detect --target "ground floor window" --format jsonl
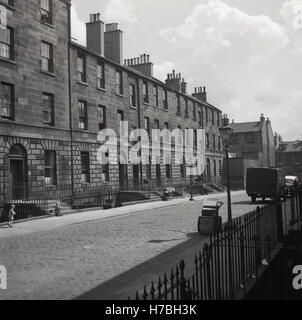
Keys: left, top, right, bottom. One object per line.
{"left": 45, "top": 150, "right": 57, "bottom": 185}
{"left": 146, "top": 163, "right": 152, "bottom": 180}
{"left": 166, "top": 164, "right": 171, "bottom": 179}
{"left": 81, "top": 152, "right": 90, "bottom": 183}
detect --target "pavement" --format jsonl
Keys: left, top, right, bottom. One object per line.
{"left": 0, "top": 190, "right": 260, "bottom": 300}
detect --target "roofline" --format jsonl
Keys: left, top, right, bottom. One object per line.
{"left": 230, "top": 121, "right": 260, "bottom": 126}
{"left": 71, "top": 41, "right": 222, "bottom": 113}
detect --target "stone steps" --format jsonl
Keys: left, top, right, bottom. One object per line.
{"left": 43, "top": 200, "right": 72, "bottom": 216}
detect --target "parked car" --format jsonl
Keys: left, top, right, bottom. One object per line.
{"left": 246, "top": 168, "right": 286, "bottom": 203}
{"left": 285, "top": 176, "right": 299, "bottom": 194}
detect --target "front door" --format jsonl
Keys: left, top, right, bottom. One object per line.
{"left": 133, "top": 165, "right": 140, "bottom": 189}
{"left": 10, "top": 159, "right": 25, "bottom": 199}
{"left": 156, "top": 164, "right": 161, "bottom": 186}
{"left": 119, "top": 164, "right": 128, "bottom": 190}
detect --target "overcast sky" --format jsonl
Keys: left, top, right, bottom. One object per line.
{"left": 71, "top": 0, "right": 302, "bottom": 141}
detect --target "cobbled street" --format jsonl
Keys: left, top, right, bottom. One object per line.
{"left": 0, "top": 191, "right": 263, "bottom": 300}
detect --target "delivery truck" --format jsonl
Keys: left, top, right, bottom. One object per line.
{"left": 246, "top": 168, "right": 286, "bottom": 203}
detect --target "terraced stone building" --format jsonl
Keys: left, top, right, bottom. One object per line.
{"left": 0, "top": 0, "right": 224, "bottom": 208}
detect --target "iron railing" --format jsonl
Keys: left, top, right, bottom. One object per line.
{"left": 130, "top": 191, "right": 301, "bottom": 300}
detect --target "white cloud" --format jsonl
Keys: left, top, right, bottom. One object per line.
{"left": 153, "top": 61, "right": 176, "bottom": 82}
{"left": 103, "top": 0, "right": 138, "bottom": 27}
{"left": 157, "top": 0, "right": 302, "bottom": 140}
{"left": 71, "top": 5, "right": 86, "bottom": 45}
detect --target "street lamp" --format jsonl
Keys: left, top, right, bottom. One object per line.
{"left": 189, "top": 164, "right": 196, "bottom": 201}
{"left": 219, "top": 125, "right": 234, "bottom": 299}
{"left": 219, "top": 125, "right": 234, "bottom": 225}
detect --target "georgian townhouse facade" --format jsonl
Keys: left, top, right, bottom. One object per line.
{"left": 0, "top": 0, "right": 224, "bottom": 205}
{"left": 0, "top": 0, "right": 71, "bottom": 203}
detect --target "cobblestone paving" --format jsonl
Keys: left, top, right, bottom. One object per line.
{"left": 0, "top": 192, "right": 259, "bottom": 300}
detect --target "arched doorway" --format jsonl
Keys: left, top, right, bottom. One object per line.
{"left": 9, "top": 144, "right": 28, "bottom": 199}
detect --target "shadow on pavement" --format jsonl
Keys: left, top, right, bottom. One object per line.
{"left": 232, "top": 200, "right": 273, "bottom": 206}
{"left": 75, "top": 232, "right": 207, "bottom": 300}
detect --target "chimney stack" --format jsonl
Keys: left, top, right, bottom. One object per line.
{"left": 192, "top": 86, "right": 207, "bottom": 102}
{"left": 165, "top": 70, "right": 182, "bottom": 92}
{"left": 124, "top": 53, "right": 154, "bottom": 77}
{"left": 104, "top": 23, "right": 123, "bottom": 65}
{"left": 181, "top": 78, "right": 187, "bottom": 94}
{"left": 222, "top": 114, "right": 230, "bottom": 126}
{"left": 86, "top": 13, "right": 105, "bottom": 56}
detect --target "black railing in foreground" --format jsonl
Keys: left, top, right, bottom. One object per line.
{"left": 130, "top": 191, "right": 301, "bottom": 300}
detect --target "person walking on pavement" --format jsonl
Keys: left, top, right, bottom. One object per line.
{"left": 8, "top": 204, "right": 16, "bottom": 228}
{"left": 55, "top": 201, "right": 62, "bottom": 217}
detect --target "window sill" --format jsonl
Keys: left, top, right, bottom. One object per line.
{"left": 40, "top": 20, "right": 55, "bottom": 29}
{"left": 153, "top": 105, "right": 159, "bottom": 109}
{"left": 0, "top": 1, "right": 15, "bottom": 11}
{"left": 116, "top": 93, "right": 125, "bottom": 98}
{"left": 143, "top": 101, "right": 150, "bottom": 106}
{"left": 43, "top": 122, "right": 55, "bottom": 127}
{"left": 76, "top": 80, "right": 88, "bottom": 87}
{"left": 163, "top": 108, "right": 169, "bottom": 112}
{"left": 130, "top": 106, "right": 137, "bottom": 110}
{"left": 0, "top": 117, "right": 14, "bottom": 122}
{"left": 0, "top": 57, "right": 16, "bottom": 65}
{"left": 41, "top": 70, "right": 56, "bottom": 77}
{"left": 97, "top": 86, "right": 106, "bottom": 92}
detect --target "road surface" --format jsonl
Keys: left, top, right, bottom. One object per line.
{"left": 0, "top": 191, "right": 263, "bottom": 300}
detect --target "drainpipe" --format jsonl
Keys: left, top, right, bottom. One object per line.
{"left": 136, "top": 75, "right": 143, "bottom": 188}
{"left": 67, "top": 3, "right": 75, "bottom": 206}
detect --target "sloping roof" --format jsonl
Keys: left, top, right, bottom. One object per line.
{"left": 230, "top": 122, "right": 261, "bottom": 133}
{"left": 280, "top": 141, "right": 302, "bottom": 153}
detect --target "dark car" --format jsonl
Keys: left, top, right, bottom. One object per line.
{"left": 285, "top": 176, "right": 299, "bottom": 195}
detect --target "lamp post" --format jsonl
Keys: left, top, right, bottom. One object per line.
{"left": 219, "top": 125, "right": 234, "bottom": 225}
{"left": 189, "top": 164, "right": 196, "bottom": 201}
{"left": 219, "top": 125, "right": 234, "bottom": 299}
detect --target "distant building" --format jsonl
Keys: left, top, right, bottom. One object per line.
{"left": 222, "top": 114, "right": 276, "bottom": 189}
{"left": 276, "top": 141, "right": 302, "bottom": 181}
